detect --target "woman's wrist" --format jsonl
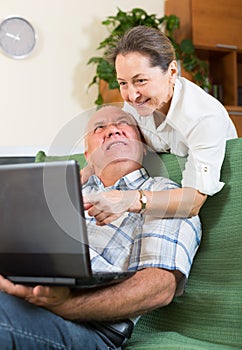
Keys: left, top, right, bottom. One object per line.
{"left": 128, "top": 190, "right": 148, "bottom": 214}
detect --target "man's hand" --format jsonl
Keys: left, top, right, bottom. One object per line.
{"left": 0, "top": 275, "right": 71, "bottom": 315}
{"left": 0, "top": 268, "right": 179, "bottom": 322}
{"left": 83, "top": 190, "right": 140, "bottom": 226}
{"left": 0, "top": 275, "right": 34, "bottom": 300}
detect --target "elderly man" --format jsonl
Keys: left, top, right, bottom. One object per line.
{"left": 0, "top": 106, "right": 201, "bottom": 349}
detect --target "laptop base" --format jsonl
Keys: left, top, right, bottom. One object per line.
{"left": 7, "top": 271, "right": 135, "bottom": 288}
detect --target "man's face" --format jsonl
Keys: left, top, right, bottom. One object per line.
{"left": 85, "top": 106, "right": 144, "bottom": 174}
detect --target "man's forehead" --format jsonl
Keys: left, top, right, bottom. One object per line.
{"left": 87, "top": 107, "right": 136, "bottom": 130}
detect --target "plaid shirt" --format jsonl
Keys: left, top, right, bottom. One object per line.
{"left": 83, "top": 168, "right": 202, "bottom": 293}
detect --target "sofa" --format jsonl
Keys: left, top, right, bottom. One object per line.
{"left": 5, "top": 137, "right": 242, "bottom": 349}
{"left": 124, "top": 137, "right": 242, "bottom": 350}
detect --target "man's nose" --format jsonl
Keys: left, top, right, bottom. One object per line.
{"left": 106, "top": 123, "right": 121, "bottom": 138}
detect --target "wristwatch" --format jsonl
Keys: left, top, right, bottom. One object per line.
{"left": 138, "top": 190, "right": 147, "bottom": 214}
{"left": 0, "top": 16, "right": 36, "bottom": 59}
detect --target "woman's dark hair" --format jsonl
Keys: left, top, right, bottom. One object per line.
{"left": 108, "top": 25, "right": 176, "bottom": 72}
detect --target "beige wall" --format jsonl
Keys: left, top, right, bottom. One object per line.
{"left": 0, "top": 0, "right": 164, "bottom": 155}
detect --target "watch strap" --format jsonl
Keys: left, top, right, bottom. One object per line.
{"left": 138, "top": 190, "right": 147, "bottom": 214}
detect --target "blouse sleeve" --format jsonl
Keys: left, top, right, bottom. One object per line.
{"left": 181, "top": 115, "right": 228, "bottom": 196}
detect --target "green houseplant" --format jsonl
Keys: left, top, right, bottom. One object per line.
{"left": 88, "top": 8, "right": 209, "bottom": 105}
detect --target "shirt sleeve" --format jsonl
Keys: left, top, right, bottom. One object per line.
{"left": 128, "top": 212, "right": 201, "bottom": 297}
{"left": 181, "top": 114, "right": 230, "bottom": 195}
{"left": 128, "top": 178, "right": 202, "bottom": 283}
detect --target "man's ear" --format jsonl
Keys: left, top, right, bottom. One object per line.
{"left": 143, "top": 144, "right": 147, "bottom": 156}
{"left": 84, "top": 150, "right": 88, "bottom": 161}
{"left": 84, "top": 151, "right": 94, "bottom": 169}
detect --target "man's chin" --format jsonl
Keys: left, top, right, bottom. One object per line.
{"left": 101, "top": 157, "right": 142, "bottom": 169}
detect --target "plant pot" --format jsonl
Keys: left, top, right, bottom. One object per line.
{"left": 99, "top": 80, "right": 123, "bottom": 104}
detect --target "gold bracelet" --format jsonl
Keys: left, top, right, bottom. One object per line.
{"left": 138, "top": 190, "right": 147, "bottom": 214}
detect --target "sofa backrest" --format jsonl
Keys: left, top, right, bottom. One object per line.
{"left": 125, "top": 138, "right": 242, "bottom": 349}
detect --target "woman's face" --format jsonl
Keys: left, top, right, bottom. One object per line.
{"left": 115, "top": 52, "right": 178, "bottom": 116}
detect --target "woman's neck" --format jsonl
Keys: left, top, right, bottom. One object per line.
{"left": 153, "top": 109, "right": 166, "bottom": 128}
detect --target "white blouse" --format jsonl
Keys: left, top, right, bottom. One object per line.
{"left": 124, "top": 77, "right": 237, "bottom": 196}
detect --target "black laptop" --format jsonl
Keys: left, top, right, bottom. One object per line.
{"left": 0, "top": 160, "right": 135, "bottom": 288}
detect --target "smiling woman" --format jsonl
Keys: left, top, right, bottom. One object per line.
{"left": 101, "top": 25, "right": 238, "bottom": 219}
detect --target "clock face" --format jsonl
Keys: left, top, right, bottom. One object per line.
{"left": 0, "top": 16, "right": 36, "bottom": 59}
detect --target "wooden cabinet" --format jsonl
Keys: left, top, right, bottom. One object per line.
{"left": 226, "top": 107, "right": 242, "bottom": 137}
{"left": 165, "top": 0, "right": 242, "bottom": 50}
{"left": 166, "top": 0, "right": 242, "bottom": 136}
{"left": 191, "top": 0, "right": 242, "bottom": 50}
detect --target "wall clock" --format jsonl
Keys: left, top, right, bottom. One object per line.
{"left": 0, "top": 16, "right": 36, "bottom": 59}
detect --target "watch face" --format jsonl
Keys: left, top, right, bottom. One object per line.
{"left": 0, "top": 16, "right": 36, "bottom": 59}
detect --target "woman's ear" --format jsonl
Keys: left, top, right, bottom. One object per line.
{"left": 169, "top": 60, "right": 178, "bottom": 84}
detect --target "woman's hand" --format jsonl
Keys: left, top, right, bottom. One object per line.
{"left": 80, "top": 164, "right": 94, "bottom": 184}
{"left": 84, "top": 190, "right": 140, "bottom": 226}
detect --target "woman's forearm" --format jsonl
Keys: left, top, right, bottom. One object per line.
{"left": 129, "top": 188, "right": 207, "bottom": 218}
{"left": 84, "top": 187, "right": 207, "bottom": 226}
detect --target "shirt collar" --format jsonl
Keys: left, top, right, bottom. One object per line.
{"left": 84, "top": 168, "right": 149, "bottom": 191}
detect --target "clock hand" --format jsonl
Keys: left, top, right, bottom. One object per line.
{"left": 6, "top": 32, "right": 20, "bottom": 41}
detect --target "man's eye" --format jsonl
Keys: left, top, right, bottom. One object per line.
{"left": 94, "top": 125, "right": 105, "bottom": 133}
{"left": 117, "top": 120, "right": 129, "bottom": 126}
